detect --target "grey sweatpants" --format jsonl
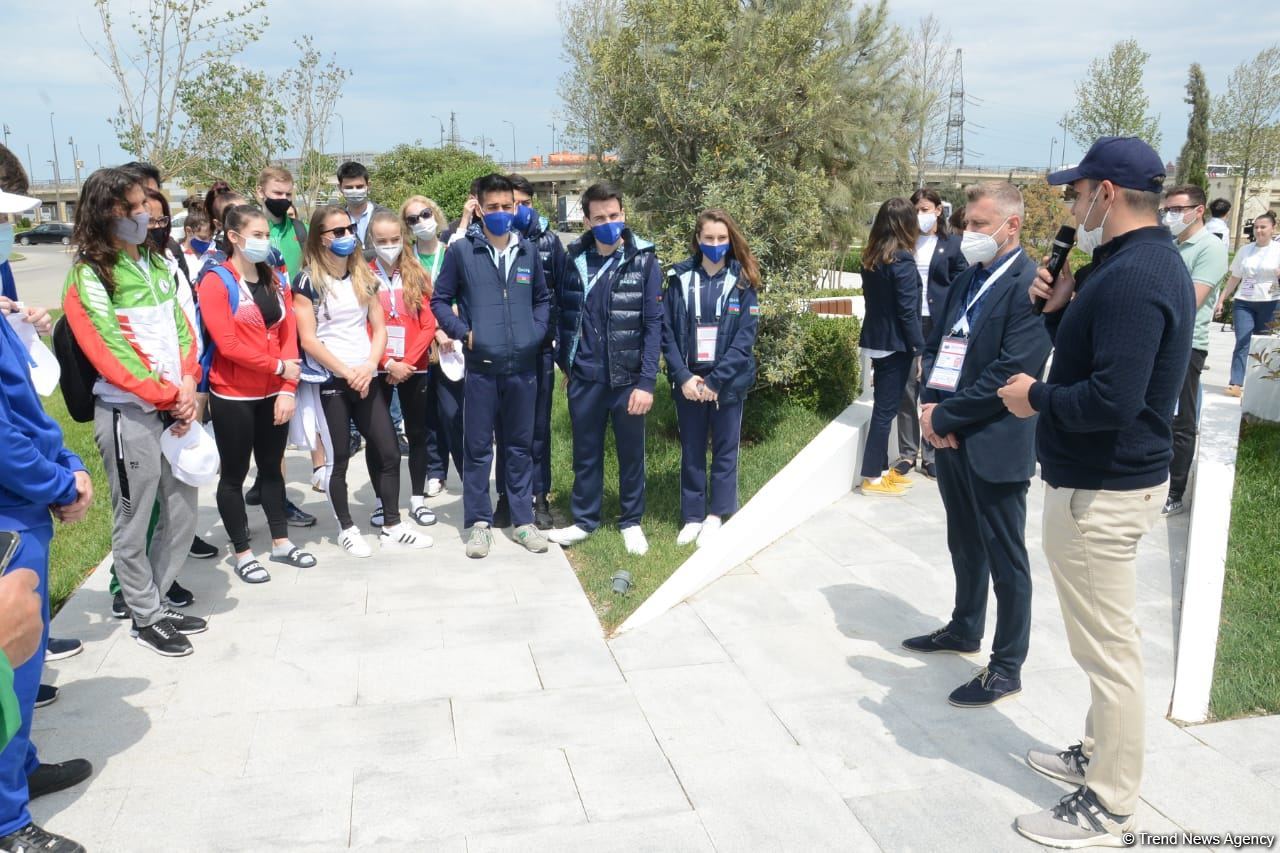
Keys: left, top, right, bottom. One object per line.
{"left": 94, "top": 401, "right": 197, "bottom": 627}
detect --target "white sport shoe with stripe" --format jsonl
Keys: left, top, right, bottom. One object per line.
{"left": 380, "top": 523, "right": 433, "bottom": 550}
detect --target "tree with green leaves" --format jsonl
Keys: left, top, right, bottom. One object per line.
{"left": 179, "top": 61, "right": 287, "bottom": 193}
{"left": 1212, "top": 44, "right": 1280, "bottom": 239}
{"left": 1176, "top": 64, "right": 1210, "bottom": 191}
{"left": 559, "top": 0, "right": 907, "bottom": 387}
{"left": 88, "top": 0, "right": 267, "bottom": 178}
{"left": 1068, "top": 39, "right": 1161, "bottom": 151}
{"left": 369, "top": 145, "right": 497, "bottom": 220}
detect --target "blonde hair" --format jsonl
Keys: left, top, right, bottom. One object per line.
{"left": 302, "top": 206, "right": 377, "bottom": 306}
{"left": 371, "top": 209, "right": 432, "bottom": 313}
{"left": 257, "top": 165, "right": 294, "bottom": 188}
{"left": 400, "top": 195, "right": 447, "bottom": 244}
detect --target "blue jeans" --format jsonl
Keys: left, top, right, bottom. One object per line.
{"left": 861, "top": 351, "right": 913, "bottom": 479}
{"left": 0, "top": 523, "right": 51, "bottom": 835}
{"left": 1230, "top": 300, "right": 1279, "bottom": 386}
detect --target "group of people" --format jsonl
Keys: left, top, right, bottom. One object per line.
{"left": 855, "top": 135, "right": 1266, "bottom": 849}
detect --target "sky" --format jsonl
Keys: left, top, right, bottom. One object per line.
{"left": 2, "top": 0, "right": 1279, "bottom": 185}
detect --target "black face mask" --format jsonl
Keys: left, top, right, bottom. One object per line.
{"left": 147, "top": 227, "right": 169, "bottom": 249}
{"left": 263, "top": 197, "right": 292, "bottom": 219}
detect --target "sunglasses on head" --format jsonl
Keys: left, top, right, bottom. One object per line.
{"left": 404, "top": 211, "right": 433, "bottom": 226}
{"left": 325, "top": 225, "right": 358, "bottom": 238}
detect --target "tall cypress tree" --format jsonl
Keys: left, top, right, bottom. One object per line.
{"left": 1177, "top": 64, "right": 1210, "bottom": 190}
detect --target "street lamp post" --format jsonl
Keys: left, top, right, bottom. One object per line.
{"left": 333, "top": 113, "right": 346, "bottom": 161}
{"left": 503, "top": 120, "right": 516, "bottom": 165}
{"left": 548, "top": 121, "right": 557, "bottom": 156}
{"left": 1049, "top": 137, "right": 1057, "bottom": 174}
{"left": 430, "top": 115, "right": 445, "bottom": 148}
{"left": 68, "top": 136, "right": 81, "bottom": 188}
{"left": 48, "top": 113, "right": 62, "bottom": 191}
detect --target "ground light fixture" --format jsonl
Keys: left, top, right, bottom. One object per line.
{"left": 611, "top": 569, "right": 632, "bottom": 596}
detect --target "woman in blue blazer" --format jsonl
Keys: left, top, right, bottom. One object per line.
{"left": 895, "top": 188, "right": 967, "bottom": 479}
{"left": 661, "top": 209, "right": 760, "bottom": 548}
{"left": 858, "top": 197, "right": 924, "bottom": 496}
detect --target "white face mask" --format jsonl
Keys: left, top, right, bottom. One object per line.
{"left": 1163, "top": 210, "right": 1193, "bottom": 238}
{"left": 374, "top": 242, "right": 402, "bottom": 266}
{"left": 411, "top": 219, "right": 438, "bottom": 242}
{"left": 241, "top": 236, "right": 272, "bottom": 264}
{"left": 959, "top": 217, "right": 1011, "bottom": 266}
{"left": 1076, "top": 186, "right": 1111, "bottom": 255}
{"left": 917, "top": 212, "right": 938, "bottom": 234}
{"left": 342, "top": 187, "right": 368, "bottom": 205}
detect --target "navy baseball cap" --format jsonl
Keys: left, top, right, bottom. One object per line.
{"left": 1047, "top": 136, "right": 1166, "bottom": 193}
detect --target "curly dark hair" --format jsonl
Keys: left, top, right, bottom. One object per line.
{"left": 72, "top": 168, "right": 144, "bottom": 296}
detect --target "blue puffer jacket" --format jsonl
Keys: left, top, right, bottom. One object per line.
{"left": 522, "top": 216, "right": 565, "bottom": 348}
{"left": 661, "top": 257, "right": 759, "bottom": 405}
{"left": 557, "top": 228, "right": 663, "bottom": 391}
{"left": 430, "top": 229, "right": 551, "bottom": 375}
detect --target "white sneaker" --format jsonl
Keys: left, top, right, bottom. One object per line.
{"left": 338, "top": 526, "right": 371, "bottom": 558}
{"left": 380, "top": 523, "right": 432, "bottom": 550}
{"left": 621, "top": 526, "right": 649, "bottom": 556}
{"left": 548, "top": 524, "right": 591, "bottom": 547}
{"left": 676, "top": 522, "right": 702, "bottom": 546}
{"left": 425, "top": 478, "right": 445, "bottom": 497}
{"left": 696, "top": 516, "right": 722, "bottom": 548}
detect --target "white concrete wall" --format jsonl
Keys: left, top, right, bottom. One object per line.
{"left": 1241, "top": 335, "right": 1280, "bottom": 424}
{"left": 614, "top": 399, "right": 872, "bottom": 636}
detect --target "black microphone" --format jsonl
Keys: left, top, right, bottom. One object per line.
{"left": 1033, "top": 225, "right": 1077, "bottom": 315}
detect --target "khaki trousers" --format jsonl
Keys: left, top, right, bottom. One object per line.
{"left": 1041, "top": 481, "right": 1167, "bottom": 816}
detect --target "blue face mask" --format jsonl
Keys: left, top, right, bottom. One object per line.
{"left": 700, "top": 242, "right": 730, "bottom": 264}
{"left": 513, "top": 204, "right": 535, "bottom": 233}
{"left": 190, "top": 237, "right": 212, "bottom": 256}
{"left": 329, "top": 234, "right": 359, "bottom": 257}
{"left": 0, "top": 224, "right": 14, "bottom": 263}
{"left": 483, "top": 210, "right": 515, "bottom": 236}
{"left": 591, "top": 220, "right": 625, "bottom": 246}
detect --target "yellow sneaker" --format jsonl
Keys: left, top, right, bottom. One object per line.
{"left": 884, "top": 469, "right": 914, "bottom": 489}
{"left": 861, "top": 477, "right": 906, "bottom": 496}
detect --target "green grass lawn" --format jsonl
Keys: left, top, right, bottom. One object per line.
{"left": 1209, "top": 419, "right": 1280, "bottom": 719}
{"left": 548, "top": 377, "right": 828, "bottom": 633}
{"left": 44, "top": 390, "right": 113, "bottom": 614}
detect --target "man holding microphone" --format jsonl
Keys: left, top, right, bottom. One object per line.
{"left": 998, "top": 137, "right": 1194, "bottom": 848}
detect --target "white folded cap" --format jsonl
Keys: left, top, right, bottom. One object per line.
{"left": 0, "top": 190, "right": 40, "bottom": 215}
{"left": 160, "top": 422, "right": 220, "bottom": 487}
{"left": 5, "top": 313, "right": 60, "bottom": 396}
{"left": 439, "top": 346, "right": 466, "bottom": 382}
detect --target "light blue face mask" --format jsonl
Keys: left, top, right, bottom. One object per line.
{"left": 329, "top": 235, "right": 359, "bottom": 257}
{"left": 0, "top": 224, "right": 13, "bottom": 263}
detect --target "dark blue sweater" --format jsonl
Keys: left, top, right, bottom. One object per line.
{"left": 1029, "top": 226, "right": 1194, "bottom": 490}
{"left": 0, "top": 313, "right": 84, "bottom": 530}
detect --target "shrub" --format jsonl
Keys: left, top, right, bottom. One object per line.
{"left": 760, "top": 313, "right": 861, "bottom": 418}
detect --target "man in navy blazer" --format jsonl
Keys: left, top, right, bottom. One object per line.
{"left": 902, "top": 181, "right": 1051, "bottom": 708}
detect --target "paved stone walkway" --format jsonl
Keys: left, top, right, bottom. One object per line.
{"left": 36, "top": 327, "right": 1279, "bottom": 850}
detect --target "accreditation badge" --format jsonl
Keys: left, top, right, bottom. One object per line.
{"left": 925, "top": 337, "right": 968, "bottom": 392}
{"left": 695, "top": 324, "right": 718, "bottom": 363}
{"left": 386, "top": 326, "right": 406, "bottom": 359}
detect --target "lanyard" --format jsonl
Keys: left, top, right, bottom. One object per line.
{"left": 375, "top": 263, "right": 402, "bottom": 318}
{"left": 950, "top": 250, "right": 1020, "bottom": 336}
{"left": 585, "top": 256, "right": 617, "bottom": 298}
{"left": 692, "top": 268, "right": 734, "bottom": 323}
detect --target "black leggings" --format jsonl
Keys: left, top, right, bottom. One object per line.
{"left": 321, "top": 377, "right": 401, "bottom": 528}
{"left": 368, "top": 373, "right": 429, "bottom": 496}
{"left": 210, "top": 395, "right": 290, "bottom": 552}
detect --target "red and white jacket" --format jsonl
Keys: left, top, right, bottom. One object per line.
{"left": 370, "top": 261, "right": 437, "bottom": 372}
{"left": 197, "top": 262, "right": 299, "bottom": 399}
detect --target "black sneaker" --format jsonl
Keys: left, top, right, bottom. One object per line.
{"left": 111, "top": 590, "right": 128, "bottom": 619}
{"left": 245, "top": 481, "right": 262, "bottom": 506}
{"left": 34, "top": 684, "right": 58, "bottom": 708}
{"left": 0, "top": 822, "right": 86, "bottom": 853}
{"left": 132, "top": 619, "right": 193, "bottom": 657}
{"left": 948, "top": 667, "right": 1022, "bottom": 707}
{"left": 534, "top": 494, "right": 554, "bottom": 530}
{"left": 398, "top": 433, "right": 411, "bottom": 456}
{"left": 26, "top": 758, "right": 93, "bottom": 800}
{"left": 492, "top": 494, "right": 512, "bottom": 529}
{"left": 164, "top": 580, "right": 195, "bottom": 608}
{"left": 285, "top": 500, "right": 317, "bottom": 528}
{"left": 902, "top": 627, "right": 981, "bottom": 655}
{"left": 45, "top": 637, "right": 83, "bottom": 661}
{"left": 348, "top": 432, "right": 363, "bottom": 455}
{"left": 189, "top": 535, "right": 219, "bottom": 559}
{"left": 1162, "top": 495, "right": 1186, "bottom": 517}
{"left": 891, "top": 459, "right": 914, "bottom": 476}
{"left": 155, "top": 608, "right": 207, "bottom": 635}
{"left": 922, "top": 461, "right": 937, "bottom": 480}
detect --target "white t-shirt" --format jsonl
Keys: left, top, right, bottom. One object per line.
{"left": 914, "top": 234, "right": 938, "bottom": 318}
{"left": 297, "top": 271, "right": 372, "bottom": 367}
{"left": 1230, "top": 241, "right": 1280, "bottom": 302}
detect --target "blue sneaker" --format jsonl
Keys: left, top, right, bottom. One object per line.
{"left": 948, "top": 667, "right": 1022, "bottom": 707}
{"left": 285, "top": 500, "right": 316, "bottom": 528}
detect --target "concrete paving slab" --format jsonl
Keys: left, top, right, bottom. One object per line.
{"left": 563, "top": 742, "right": 693, "bottom": 823}
{"left": 452, "top": 685, "right": 652, "bottom": 757}
{"left": 528, "top": 635, "right": 625, "bottom": 689}
{"left": 466, "top": 812, "right": 715, "bottom": 853}
{"left": 608, "top": 604, "right": 729, "bottom": 673}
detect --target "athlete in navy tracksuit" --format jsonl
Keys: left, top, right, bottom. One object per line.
{"left": 430, "top": 174, "right": 551, "bottom": 558}
{"left": 661, "top": 209, "right": 760, "bottom": 547}
{"left": 0, "top": 303, "right": 93, "bottom": 851}
{"left": 547, "top": 183, "right": 663, "bottom": 556}
{"left": 493, "top": 174, "right": 565, "bottom": 530}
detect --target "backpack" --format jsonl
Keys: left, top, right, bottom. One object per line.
{"left": 52, "top": 315, "right": 99, "bottom": 423}
{"left": 196, "top": 266, "right": 241, "bottom": 393}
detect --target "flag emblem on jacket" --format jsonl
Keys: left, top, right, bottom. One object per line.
{"left": 515, "top": 268, "right": 531, "bottom": 285}
{"left": 748, "top": 305, "right": 759, "bottom": 315}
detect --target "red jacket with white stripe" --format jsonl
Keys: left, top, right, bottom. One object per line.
{"left": 197, "top": 262, "right": 299, "bottom": 399}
